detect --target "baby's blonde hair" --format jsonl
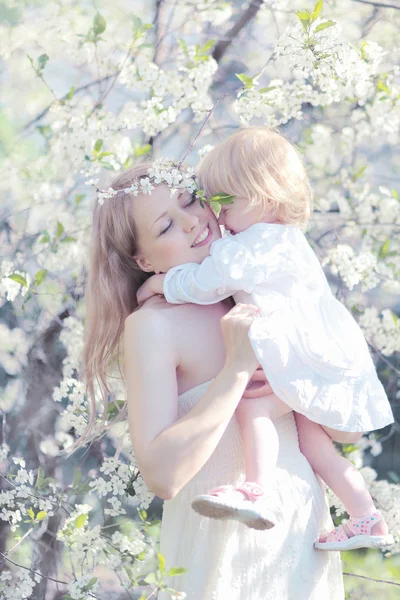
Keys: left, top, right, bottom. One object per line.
{"left": 198, "top": 126, "right": 313, "bottom": 229}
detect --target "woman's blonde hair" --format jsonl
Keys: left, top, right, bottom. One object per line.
{"left": 198, "top": 126, "right": 313, "bottom": 229}
{"left": 73, "top": 163, "right": 155, "bottom": 451}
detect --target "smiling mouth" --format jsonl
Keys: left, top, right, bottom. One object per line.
{"left": 191, "top": 224, "right": 210, "bottom": 247}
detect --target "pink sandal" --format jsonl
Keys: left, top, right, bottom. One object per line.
{"left": 191, "top": 481, "right": 277, "bottom": 530}
{"left": 315, "top": 510, "right": 394, "bottom": 551}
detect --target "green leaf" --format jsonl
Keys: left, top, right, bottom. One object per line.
{"left": 65, "top": 86, "right": 75, "bottom": 101}
{"left": 315, "top": 20, "right": 335, "bottom": 33}
{"left": 72, "top": 466, "right": 81, "bottom": 489}
{"left": 236, "top": 73, "right": 254, "bottom": 89}
{"left": 75, "top": 194, "right": 85, "bottom": 205}
{"left": 27, "top": 508, "right": 35, "bottom": 519}
{"left": 296, "top": 11, "right": 310, "bottom": 31}
{"left": 8, "top": 273, "right": 28, "bottom": 287}
{"left": 392, "top": 188, "right": 398, "bottom": 200}
{"left": 93, "top": 13, "right": 106, "bottom": 35}
{"left": 167, "top": 567, "right": 187, "bottom": 576}
{"left": 74, "top": 513, "right": 87, "bottom": 529}
{"left": 353, "top": 165, "right": 366, "bottom": 180}
{"left": 87, "top": 577, "right": 98, "bottom": 588}
{"left": 34, "top": 269, "right": 47, "bottom": 287}
{"left": 35, "top": 466, "right": 45, "bottom": 489}
{"left": 259, "top": 85, "right": 279, "bottom": 93}
{"left": 56, "top": 221, "right": 64, "bottom": 238}
{"left": 138, "top": 509, "right": 147, "bottom": 522}
{"left": 392, "top": 312, "right": 399, "bottom": 327}
{"left": 200, "top": 39, "right": 216, "bottom": 54}
{"left": 36, "top": 511, "right": 47, "bottom": 521}
{"left": 377, "top": 80, "right": 390, "bottom": 95}
{"left": 311, "top": 0, "right": 323, "bottom": 22}
{"left": 94, "top": 138, "right": 103, "bottom": 154}
{"left": 60, "top": 236, "right": 77, "bottom": 243}
{"left": 210, "top": 200, "right": 221, "bottom": 216}
{"left": 37, "top": 53, "right": 49, "bottom": 71}
{"left": 134, "top": 144, "right": 152, "bottom": 158}
{"left": 40, "top": 231, "right": 51, "bottom": 243}
{"left": 144, "top": 572, "right": 157, "bottom": 584}
{"left": 157, "top": 553, "right": 165, "bottom": 574}
{"left": 378, "top": 237, "right": 390, "bottom": 260}
{"left": 178, "top": 38, "right": 188, "bottom": 55}
{"left": 131, "top": 14, "right": 143, "bottom": 32}
{"left": 215, "top": 195, "right": 235, "bottom": 205}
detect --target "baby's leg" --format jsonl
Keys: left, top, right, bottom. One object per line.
{"left": 235, "top": 393, "right": 291, "bottom": 488}
{"left": 320, "top": 425, "right": 362, "bottom": 445}
{"left": 295, "top": 413, "right": 388, "bottom": 537}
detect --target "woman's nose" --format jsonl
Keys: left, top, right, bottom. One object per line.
{"left": 182, "top": 212, "right": 199, "bottom": 232}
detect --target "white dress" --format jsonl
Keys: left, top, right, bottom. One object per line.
{"left": 159, "top": 380, "right": 344, "bottom": 600}
{"left": 164, "top": 224, "right": 393, "bottom": 433}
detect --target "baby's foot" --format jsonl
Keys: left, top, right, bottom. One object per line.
{"left": 315, "top": 510, "right": 394, "bottom": 551}
{"left": 191, "top": 481, "right": 277, "bottom": 530}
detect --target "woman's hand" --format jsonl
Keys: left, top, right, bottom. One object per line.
{"left": 137, "top": 274, "right": 166, "bottom": 305}
{"left": 220, "top": 303, "right": 261, "bottom": 379}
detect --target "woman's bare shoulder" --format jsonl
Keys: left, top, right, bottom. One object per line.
{"left": 124, "top": 297, "right": 175, "bottom": 340}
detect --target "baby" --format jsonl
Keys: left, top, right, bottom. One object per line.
{"left": 137, "top": 127, "right": 394, "bottom": 551}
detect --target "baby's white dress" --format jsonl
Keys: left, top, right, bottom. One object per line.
{"left": 164, "top": 224, "right": 393, "bottom": 432}
{"left": 158, "top": 380, "right": 345, "bottom": 600}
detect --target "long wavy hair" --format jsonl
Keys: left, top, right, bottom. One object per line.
{"left": 73, "top": 162, "right": 155, "bottom": 450}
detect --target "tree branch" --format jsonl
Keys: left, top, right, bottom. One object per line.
{"left": 351, "top": 0, "right": 400, "bottom": 9}
{"left": 22, "top": 75, "right": 113, "bottom": 131}
{"left": 212, "top": 0, "right": 264, "bottom": 62}
{"left": 343, "top": 571, "right": 400, "bottom": 587}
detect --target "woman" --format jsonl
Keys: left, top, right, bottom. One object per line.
{"left": 83, "top": 162, "right": 344, "bottom": 599}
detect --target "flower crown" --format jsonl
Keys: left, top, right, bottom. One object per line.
{"left": 92, "top": 159, "right": 234, "bottom": 214}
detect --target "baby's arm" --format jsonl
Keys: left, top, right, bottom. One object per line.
{"left": 137, "top": 274, "right": 165, "bottom": 305}
{"left": 164, "top": 235, "right": 263, "bottom": 305}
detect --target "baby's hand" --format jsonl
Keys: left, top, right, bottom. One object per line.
{"left": 137, "top": 274, "right": 166, "bottom": 305}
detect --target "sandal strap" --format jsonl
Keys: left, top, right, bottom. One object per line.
{"left": 235, "top": 481, "right": 266, "bottom": 501}
{"left": 207, "top": 485, "right": 233, "bottom": 497}
{"left": 325, "top": 524, "right": 350, "bottom": 544}
{"left": 347, "top": 510, "right": 383, "bottom": 536}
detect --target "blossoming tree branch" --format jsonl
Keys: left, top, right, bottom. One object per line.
{"left": 0, "top": 0, "right": 399, "bottom": 598}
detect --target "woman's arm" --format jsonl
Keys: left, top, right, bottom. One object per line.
{"left": 124, "top": 304, "right": 259, "bottom": 500}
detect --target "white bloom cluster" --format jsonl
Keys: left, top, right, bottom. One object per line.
{"left": 235, "top": 78, "right": 309, "bottom": 126}
{"left": 323, "top": 244, "right": 379, "bottom": 291}
{"left": 0, "top": 261, "right": 31, "bottom": 302}
{"left": 0, "top": 378, "right": 24, "bottom": 413}
{"left": 119, "top": 46, "right": 217, "bottom": 135}
{"left": 90, "top": 454, "right": 154, "bottom": 509}
{"left": 359, "top": 308, "right": 400, "bottom": 356}
{"left": 95, "top": 159, "right": 197, "bottom": 206}
{"left": 68, "top": 573, "right": 99, "bottom": 600}
{"left": 0, "top": 324, "right": 29, "bottom": 376}
{"left": 0, "top": 568, "right": 40, "bottom": 600}
{"left": 111, "top": 530, "right": 146, "bottom": 555}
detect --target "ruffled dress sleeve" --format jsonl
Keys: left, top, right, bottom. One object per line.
{"left": 163, "top": 229, "right": 269, "bottom": 305}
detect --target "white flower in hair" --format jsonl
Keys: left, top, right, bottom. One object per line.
{"left": 139, "top": 177, "right": 154, "bottom": 194}
{"left": 92, "top": 158, "right": 235, "bottom": 214}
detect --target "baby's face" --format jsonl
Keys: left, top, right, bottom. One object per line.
{"left": 218, "top": 197, "right": 263, "bottom": 234}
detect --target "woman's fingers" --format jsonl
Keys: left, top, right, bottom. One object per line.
{"left": 220, "top": 303, "right": 261, "bottom": 377}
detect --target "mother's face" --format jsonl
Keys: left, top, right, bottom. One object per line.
{"left": 133, "top": 185, "right": 221, "bottom": 274}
